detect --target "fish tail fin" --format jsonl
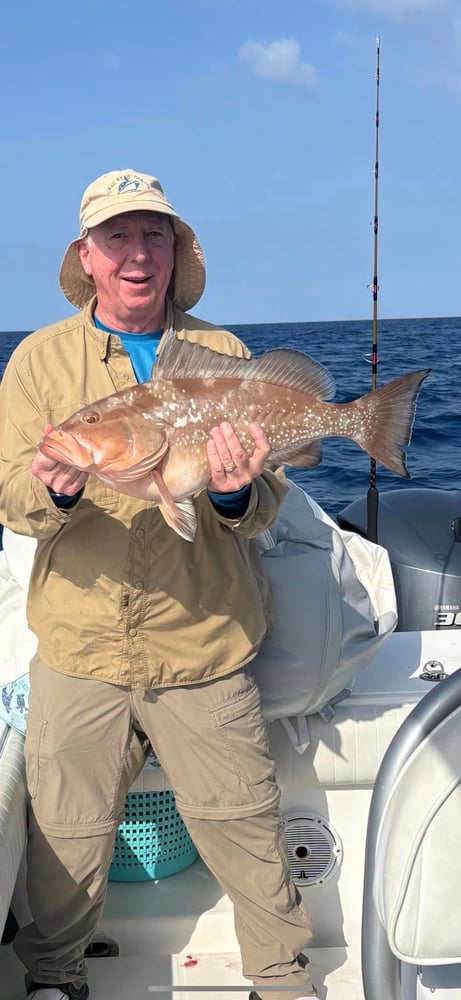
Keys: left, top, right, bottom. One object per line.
{"left": 354, "top": 368, "right": 431, "bottom": 477}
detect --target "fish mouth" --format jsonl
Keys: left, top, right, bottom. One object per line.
{"left": 39, "top": 431, "right": 93, "bottom": 470}
{"left": 40, "top": 429, "right": 169, "bottom": 481}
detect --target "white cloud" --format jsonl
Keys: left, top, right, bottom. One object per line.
{"left": 238, "top": 38, "right": 318, "bottom": 90}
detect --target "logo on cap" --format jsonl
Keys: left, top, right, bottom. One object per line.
{"left": 118, "top": 176, "right": 141, "bottom": 194}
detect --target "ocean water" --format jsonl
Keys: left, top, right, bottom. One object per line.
{"left": 0, "top": 315, "right": 459, "bottom": 520}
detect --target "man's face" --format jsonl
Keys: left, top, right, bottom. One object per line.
{"left": 77, "top": 210, "right": 175, "bottom": 332}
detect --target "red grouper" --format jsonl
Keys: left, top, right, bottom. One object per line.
{"left": 39, "top": 335, "right": 431, "bottom": 541}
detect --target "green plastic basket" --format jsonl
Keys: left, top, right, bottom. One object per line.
{"left": 109, "top": 790, "right": 198, "bottom": 882}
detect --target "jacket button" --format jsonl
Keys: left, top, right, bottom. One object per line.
{"left": 129, "top": 628, "right": 137, "bottom": 637}
{"left": 135, "top": 581, "right": 144, "bottom": 590}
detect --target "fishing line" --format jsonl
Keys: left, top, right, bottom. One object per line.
{"left": 366, "top": 35, "right": 381, "bottom": 543}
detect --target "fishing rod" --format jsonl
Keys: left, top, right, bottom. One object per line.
{"left": 366, "top": 35, "right": 381, "bottom": 544}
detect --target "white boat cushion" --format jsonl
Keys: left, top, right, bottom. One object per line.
{"left": 0, "top": 528, "right": 37, "bottom": 685}
{"left": 0, "top": 723, "right": 27, "bottom": 936}
{"left": 374, "top": 703, "right": 461, "bottom": 962}
{"left": 0, "top": 549, "right": 37, "bottom": 688}
{"left": 2, "top": 527, "right": 37, "bottom": 593}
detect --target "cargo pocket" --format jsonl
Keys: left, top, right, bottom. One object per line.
{"left": 24, "top": 710, "right": 48, "bottom": 800}
{"left": 155, "top": 670, "right": 280, "bottom": 819}
{"left": 212, "top": 677, "right": 276, "bottom": 788}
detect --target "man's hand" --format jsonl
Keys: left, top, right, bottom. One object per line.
{"left": 31, "top": 425, "right": 89, "bottom": 496}
{"left": 206, "top": 422, "right": 271, "bottom": 493}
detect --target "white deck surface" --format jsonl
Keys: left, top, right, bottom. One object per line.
{"left": 2, "top": 943, "right": 363, "bottom": 1000}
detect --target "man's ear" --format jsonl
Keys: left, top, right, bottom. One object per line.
{"left": 77, "top": 240, "right": 92, "bottom": 276}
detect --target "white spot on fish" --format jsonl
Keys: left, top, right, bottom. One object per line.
{"left": 173, "top": 413, "right": 203, "bottom": 428}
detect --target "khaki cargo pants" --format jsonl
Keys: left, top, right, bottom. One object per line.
{"left": 14, "top": 659, "right": 314, "bottom": 1000}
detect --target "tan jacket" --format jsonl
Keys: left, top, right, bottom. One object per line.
{"left": 0, "top": 300, "right": 287, "bottom": 688}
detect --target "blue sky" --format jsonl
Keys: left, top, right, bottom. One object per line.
{"left": 2, "top": 0, "right": 460, "bottom": 328}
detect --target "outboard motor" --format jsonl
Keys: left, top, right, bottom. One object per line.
{"left": 337, "top": 487, "right": 461, "bottom": 632}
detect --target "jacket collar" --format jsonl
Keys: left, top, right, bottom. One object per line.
{"left": 82, "top": 295, "right": 181, "bottom": 363}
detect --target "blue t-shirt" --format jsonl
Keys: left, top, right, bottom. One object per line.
{"left": 95, "top": 316, "right": 162, "bottom": 384}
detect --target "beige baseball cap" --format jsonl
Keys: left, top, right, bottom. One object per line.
{"left": 59, "top": 169, "right": 206, "bottom": 312}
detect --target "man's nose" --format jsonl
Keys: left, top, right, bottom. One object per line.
{"left": 130, "top": 236, "right": 149, "bottom": 259}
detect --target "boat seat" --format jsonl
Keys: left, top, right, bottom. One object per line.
{"left": 0, "top": 721, "right": 27, "bottom": 938}
{"left": 373, "top": 702, "right": 461, "bottom": 963}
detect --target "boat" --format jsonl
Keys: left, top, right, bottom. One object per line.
{"left": 2, "top": 39, "right": 461, "bottom": 1000}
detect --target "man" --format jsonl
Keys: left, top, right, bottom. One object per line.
{"left": 0, "top": 169, "right": 315, "bottom": 1000}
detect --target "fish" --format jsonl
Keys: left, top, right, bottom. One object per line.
{"left": 39, "top": 335, "right": 431, "bottom": 542}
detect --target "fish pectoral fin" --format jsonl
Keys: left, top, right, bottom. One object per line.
{"left": 269, "top": 440, "right": 323, "bottom": 469}
{"left": 150, "top": 469, "right": 197, "bottom": 542}
{"left": 159, "top": 498, "right": 197, "bottom": 543}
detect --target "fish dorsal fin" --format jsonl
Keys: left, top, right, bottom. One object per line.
{"left": 154, "top": 336, "right": 336, "bottom": 402}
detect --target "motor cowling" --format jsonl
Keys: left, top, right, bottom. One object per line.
{"left": 337, "top": 488, "right": 461, "bottom": 632}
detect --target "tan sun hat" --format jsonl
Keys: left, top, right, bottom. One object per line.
{"left": 59, "top": 169, "right": 206, "bottom": 312}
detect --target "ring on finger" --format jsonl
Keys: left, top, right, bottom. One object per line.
{"left": 223, "top": 463, "right": 237, "bottom": 473}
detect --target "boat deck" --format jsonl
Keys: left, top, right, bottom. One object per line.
{"left": 2, "top": 941, "right": 363, "bottom": 1000}
{"left": 3, "top": 849, "right": 364, "bottom": 999}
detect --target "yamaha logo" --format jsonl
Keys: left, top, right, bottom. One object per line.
{"left": 433, "top": 605, "right": 461, "bottom": 628}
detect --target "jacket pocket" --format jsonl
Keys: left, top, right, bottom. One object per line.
{"left": 81, "top": 477, "right": 120, "bottom": 511}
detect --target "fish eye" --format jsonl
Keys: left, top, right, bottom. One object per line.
{"left": 82, "top": 412, "right": 100, "bottom": 425}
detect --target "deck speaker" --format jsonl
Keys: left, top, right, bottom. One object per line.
{"left": 282, "top": 811, "right": 343, "bottom": 887}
